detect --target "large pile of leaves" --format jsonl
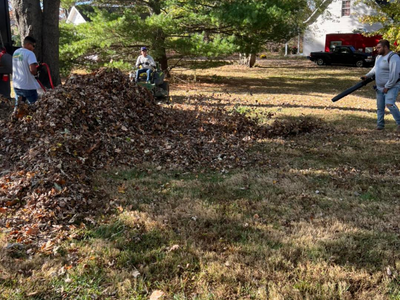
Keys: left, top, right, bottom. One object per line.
{"left": 0, "top": 97, "right": 12, "bottom": 120}
{"left": 0, "top": 68, "right": 323, "bottom": 250}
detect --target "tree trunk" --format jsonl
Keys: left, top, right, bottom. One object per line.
{"left": 42, "top": 0, "right": 61, "bottom": 85}
{"left": 12, "top": 0, "right": 60, "bottom": 86}
{"left": 158, "top": 49, "right": 170, "bottom": 78}
{"left": 12, "top": 0, "right": 42, "bottom": 58}
{"left": 148, "top": 2, "right": 170, "bottom": 78}
{"left": 153, "top": 28, "right": 170, "bottom": 78}
{"left": 239, "top": 53, "right": 256, "bottom": 68}
{"left": 248, "top": 53, "right": 256, "bottom": 68}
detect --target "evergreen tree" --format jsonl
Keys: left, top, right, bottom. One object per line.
{"left": 61, "top": 0, "right": 307, "bottom": 72}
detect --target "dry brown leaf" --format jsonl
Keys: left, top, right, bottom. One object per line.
{"left": 41, "top": 240, "right": 54, "bottom": 254}
{"left": 168, "top": 244, "right": 180, "bottom": 252}
{"left": 26, "top": 226, "right": 39, "bottom": 236}
{"left": 150, "top": 290, "right": 165, "bottom": 300}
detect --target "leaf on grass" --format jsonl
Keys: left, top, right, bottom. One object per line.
{"left": 168, "top": 244, "right": 180, "bottom": 252}
{"left": 150, "top": 290, "right": 165, "bottom": 300}
{"left": 132, "top": 270, "right": 140, "bottom": 278}
{"left": 118, "top": 185, "right": 126, "bottom": 194}
{"left": 41, "top": 240, "right": 54, "bottom": 254}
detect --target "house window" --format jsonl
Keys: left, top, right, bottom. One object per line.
{"left": 342, "top": 0, "right": 351, "bottom": 16}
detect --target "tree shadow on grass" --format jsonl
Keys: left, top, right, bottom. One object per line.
{"left": 316, "top": 231, "right": 398, "bottom": 271}
{"left": 170, "top": 94, "right": 378, "bottom": 113}
{"left": 255, "top": 63, "right": 372, "bottom": 70}
{"left": 172, "top": 73, "right": 376, "bottom": 100}
{"left": 174, "top": 59, "right": 234, "bottom": 70}
{"left": 87, "top": 221, "right": 202, "bottom": 280}
{"left": 252, "top": 113, "right": 400, "bottom": 170}
{"left": 103, "top": 164, "right": 399, "bottom": 273}
{"left": 83, "top": 168, "right": 400, "bottom": 300}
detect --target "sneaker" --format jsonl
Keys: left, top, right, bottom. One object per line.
{"left": 376, "top": 127, "right": 384, "bottom": 131}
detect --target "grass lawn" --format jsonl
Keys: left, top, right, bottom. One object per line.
{"left": 0, "top": 58, "right": 399, "bottom": 299}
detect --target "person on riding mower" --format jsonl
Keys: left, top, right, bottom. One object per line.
{"left": 135, "top": 47, "right": 156, "bottom": 83}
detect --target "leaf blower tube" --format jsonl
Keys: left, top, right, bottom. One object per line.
{"left": 331, "top": 76, "right": 375, "bottom": 102}
{"left": 35, "top": 62, "right": 54, "bottom": 92}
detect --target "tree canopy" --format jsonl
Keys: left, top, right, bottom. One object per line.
{"left": 359, "top": 0, "right": 400, "bottom": 51}
{"left": 60, "top": 0, "right": 308, "bottom": 73}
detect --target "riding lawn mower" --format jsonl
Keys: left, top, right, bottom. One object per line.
{"left": 129, "top": 62, "right": 169, "bottom": 99}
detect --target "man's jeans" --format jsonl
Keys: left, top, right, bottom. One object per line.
{"left": 14, "top": 88, "right": 38, "bottom": 106}
{"left": 376, "top": 87, "right": 400, "bottom": 128}
{"left": 135, "top": 68, "right": 152, "bottom": 82}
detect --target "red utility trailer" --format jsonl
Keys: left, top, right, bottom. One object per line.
{"left": 0, "top": 0, "right": 13, "bottom": 99}
{"left": 325, "top": 33, "right": 382, "bottom": 54}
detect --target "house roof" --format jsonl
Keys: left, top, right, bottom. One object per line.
{"left": 67, "top": 4, "right": 121, "bottom": 24}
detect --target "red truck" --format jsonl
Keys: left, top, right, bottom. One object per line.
{"left": 325, "top": 33, "right": 382, "bottom": 54}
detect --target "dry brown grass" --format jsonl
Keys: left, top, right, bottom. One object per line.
{"left": 0, "top": 58, "right": 399, "bottom": 299}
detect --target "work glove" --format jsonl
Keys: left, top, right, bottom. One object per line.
{"left": 36, "top": 63, "right": 44, "bottom": 71}
{"left": 34, "top": 63, "right": 44, "bottom": 78}
{"left": 35, "top": 63, "right": 44, "bottom": 77}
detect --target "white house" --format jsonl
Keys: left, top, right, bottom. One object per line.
{"left": 303, "top": 0, "right": 382, "bottom": 56}
{"left": 66, "top": 6, "right": 88, "bottom": 25}
{"left": 66, "top": 4, "right": 94, "bottom": 25}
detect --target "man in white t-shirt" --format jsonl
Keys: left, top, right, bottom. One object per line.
{"left": 12, "top": 36, "right": 40, "bottom": 107}
{"left": 135, "top": 47, "right": 156, "bottom": 83}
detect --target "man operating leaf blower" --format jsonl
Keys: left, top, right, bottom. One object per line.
{"left": 361, "top": 40, "right": 400, "bottom": 131}
{"left": 332, "top": 40, "right": 400, "bottom": 131}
